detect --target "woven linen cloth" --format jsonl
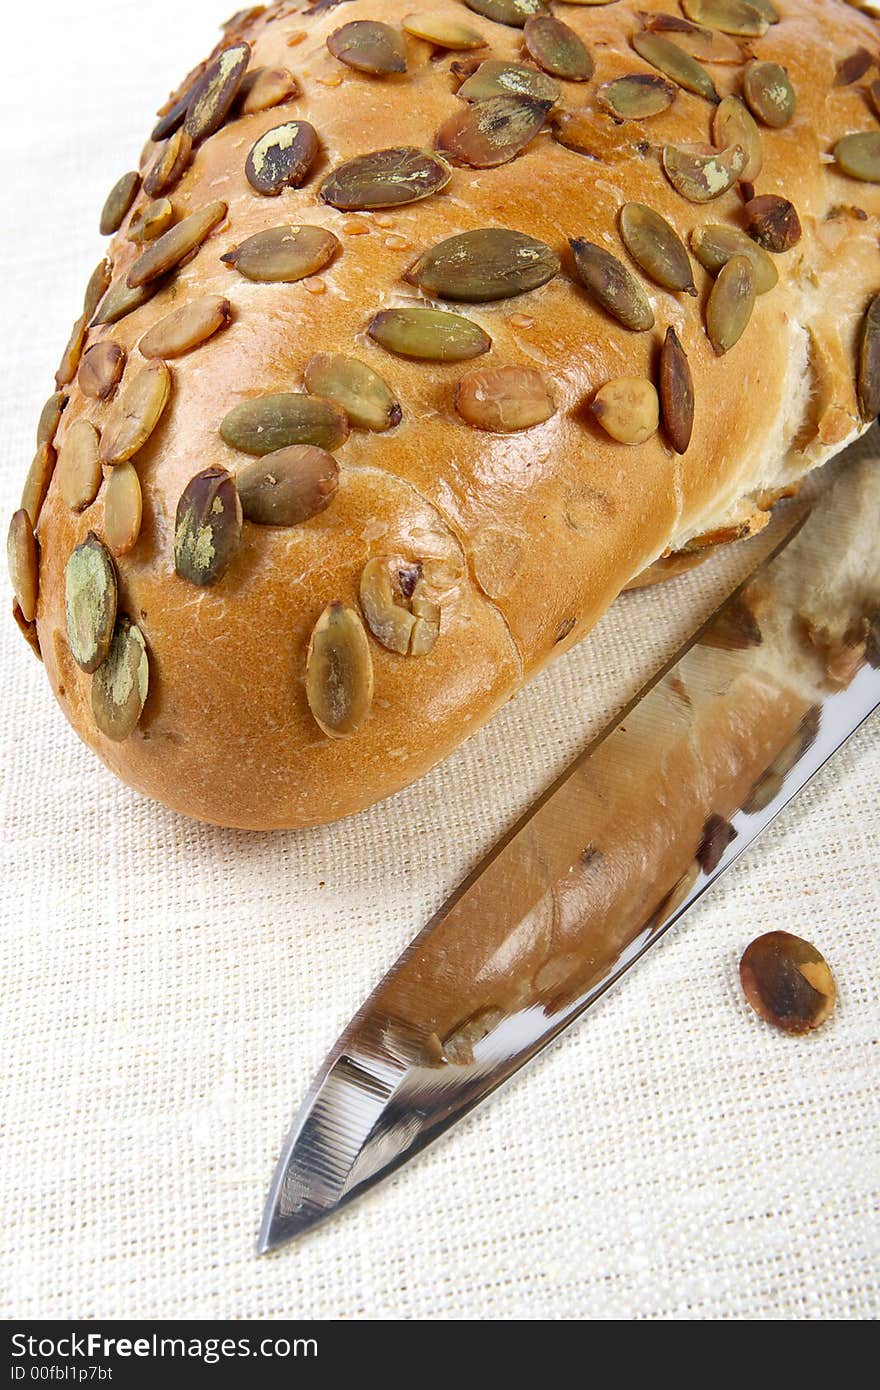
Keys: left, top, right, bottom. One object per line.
{"left": 1, "top": 0, "right": 878, "bottom": 1322}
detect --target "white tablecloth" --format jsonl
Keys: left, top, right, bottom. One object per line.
{"left": 1, "top": 0, "right": 878, "bottom": 1321}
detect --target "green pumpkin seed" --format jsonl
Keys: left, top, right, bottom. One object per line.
{"left": 55, "top": 315, "right": 88, "bottom": 389}
{"left": 220, "top": 393, "right": 349, "bottom": 455}
{"left": 713, "top": 95, "right": 762, "bottom": 182}
{"left": 99, "top": 171, "right": 140, "bottom": 236}
{"left": 405, "top": 227, "right": 559, "bottom": 302}
{"left": 619, "top": 203, "right": 695, "bottom": 294}
{"left": 747, "top": 0, "right": 778, "bottom": 20}
{"left": 680, "top": 0, "right": 768, "bottom": 37}
{"left": 457, "top": 59, "right": 560, "bottom": 103}
{"left": 174, "top": 466, "right": 243, "bottom": 585}
{"left": 143, "top": 128, "right": 193, "bottom": 198}
{"left": 834, "top": 48, "right": 873, "bottom": 87}
{"left": 463, "top": 0, "right": 546, "bottom": 27}
{"left": 631, "top": 31, "right": 719, "bottom": 103}
{"left": 662, "top": 141, "right": 747, "bottom": 202}
{"left": 103, "top": 462, "right": 143, "bottom": 555}
{"left": 78, "top": 340, "right": 125, "bottom": 401}
{"left": 245, "top": 121, "right": 319, "bottom": 195}
{"left": 21, "top": 444, "right": 56, "bottom": 528}
{"left": 221, "top": 224, "right": 340, "bottom": 282}
{"left": 36, "top": 391, "right": 67, "bottom": 450}
{"left": 57, "top": 420, "right": 102, "bottom": 512}
{"left": 65, "top": 532, "right": 117, "bottom": 672}
{"left": 367, "top": 306, "right": 491, "bottom": 360}
{"left": 454, "top": 365, "right": 554, "bottom": 431}
{"left": 7, "top": 509, "right": 39, "bottom": 624}
{"left": 236, "top": 446, "right": 339, "bottom": 524}
{"left": 127, "top": 201, "right": 227, "bottom": 288}
{"left": 327, "top": 20, "right": 407, "bottom": 74}
{"left": 139, "top": 296, "right": 232, "bottom": 359}
{"left": 83, "top": 259, "right": 112, "bottom": 320}
{"left": 306, "top": 602, "right": 374, "bottom": 739}
{"left": 569, "top": 239, "right": 655, "bottom": 331}
{"left": 99, "top": 359, "right": 172, "bottom": 465}
{"left": 706, "top": 254, "right": 755, "bottom": 354}
{"left": 833, "top": 131, "right": 880, "bottom": 183}
{"left": 320, "top": 147, "right": 451, "bottom": 210}
{"left": 690, "top": 224, "right": 778, "bottom": 292}
{"left": 184, "top": 42, "right": 250, "bottom": 142}
{"left": 857, "top": 295, "right": 880, "bottom": 419}
{"left": 744, "top": 193, "right": 801, "bottom": 251}
{"left": 127, "top": 197, "right": 175, "bottom": 244}
{"left": 91, "top": 616, "right": 149, "bottom": 741}
{"left": 597, "top": 73, "right": 676, "bottom": 120}
{"left": 437, "top": 94, "right": 551, "bottom": 167}
{"left": 304, "top": 354, "right": 401, "bottom": 431}
{"left": 522, "top": 16, "right": 593, "bottom": 81}
{"left": 659, "top": 326, "right": 694, "bottom": 455}
{"left": 742, "top": 60, "right": 795, "bottom": 127}
{"left": 90, "top": 277, "right": 157, "bottom": 328}
{"left": 402, "top": 13, "right": 486, "bottom": 48}
{"left": 642, "top": 13, "right": 744, "bottom": 62}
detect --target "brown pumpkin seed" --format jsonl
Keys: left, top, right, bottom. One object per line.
{"left": 91, "top": 616, "right": 149, "bottom": 741}
{"left": 83, "top": 259, "right": 112, "bottom": 320}
{"left": 245, "top": 121, "right": 319, "bottom": 194}
{"left": 222, "top": 4, "right": 265, "bottom": 31}
{"left": 591, "top": 377, "right": 659, "bottom": 444}
{"left": 643, "top": 12, "right": 744, "bottom": 63}
{"left": 103, "top": 462, "right": 143, "bottom": 555}
{"left": 619, "top": 203, "right": 695, "bottom": 295}
{"left": 659, "top": 326, "right": 694, "bottom": 454}
{"left": 55, "top": 315, "right": 88, "bottom": 389}
{"left": 7, "top": 510, "right": 38, "bottom": 624}
{"left": 304, "top": 354, "right": 401, "bottom": 431}
{"left": 742, "top": 59, "right": 795, "bottom": 127}
{"left": 36, "top": 391, "right": 67, "bottom": 450}
{"left": 151, "top": 86, "right": 194, "bottom": 143}
{"left": 456, "top": 59, "right": 560, "bottom": 103}
{"left": 99, "top": 171, "right": 141, "bottom": 236}
{"left": 174, "top": 466, "right": 243, "bottom": 585}
{"left": 220, "top": 393, "right": 349, "bottom": 455}
{"left": 367, "top": 306, "right": 491, "bottom": 360}
{"left": 127, "top": 197, "right": 174, "bottom": 244}
{"left": 662, "top": 141, "right": 747, "bottom": 202}
{"left": 65, "top": 532, "right": 117, "bottom": 672}
{"left": 99, "top": 359, "right": 172, "bottom": 465}
{"left": 691, "top": 224, "right": 778, "bottom": 292}
{"left": 12, "top": 599, "right": 41, "bottom": 659}
{"left": 405, "top": 228, "right": 559, "bottom": 301}
{"left": 454, "top": 365, "right": 554, "bottom": 431}
{"left": 680, "top": 0, "right": 768, "bottom": 37}
{"left": 221, "top": 224, "right": 340, "bottom": 282}
{"left": 835, "top": 47, "right": 873, "bottom": 86}
{"left": 631, "top": 31, "right": 719, "bottom": 103}
{"left": 569, "top": 239, "right": 655, "bottom": 331}
{"left": 402, "top": 12, "right": 486, "bottom": 48}
{"left": 57, "top": 420, "right": 102, "bottom": 512}
{"left": 327, "top": 20, "right": 407, "bottom": 74}
{"left": 184, "top": 42, "right": 250, "bottom": 142}
{"left": 127, "top": 200, "right": 227, "bottom": 288}
{"left": 139, "top": 296, "right": 232, "bottom": 359}
{"left": 359, "top": 557, "right": 440, "bottom": 656}
{"left": 21, "top": 444, "right": 56, "bottom": 528}
{"left": 713, "top": 95, "right": 762, "bottom": 182}
{"left": 306, "top": 602, "right": 374, "bottom": 738}
{"left": 739, "top": 931, "right": 836, "bottom": 1034}
{"left": 833, "top": 131, "right": 880, "bottom": 183}
{"left": 143, "top": 128, "right": 193, "bottom": 197}
{"left": 90, "top": 277, "right": 156, "bottom": 328}
{"left": 597, "top": 73, "right": 676, "bottom": 120}
{"left": 320, "top": 147, "right": 451, "bottom": 210}
{"left": 437, "top": 93, "right": 551, "bottom": 167}
{"left": 522, "top": 16, "right": 593, "bottom": 81}
{"left": 239, "top": 64, "right": 300, "bottom": 113}
{"left": 78, "top": 341, "right": 125, "bottom": 402}
{"left": 857, "top": 294, "right": 880, "bottom": 419}
{"left": 706, "top": 254, "right": 755, "bottom": 353}
{"left": 744, "top": 193, "right": 801, "bottom": 251}
{"left": 463, "top": 0, "right": 547, "bottom": 27}
{"left": 236, "top": 445, "right": 339, "bottom": 524}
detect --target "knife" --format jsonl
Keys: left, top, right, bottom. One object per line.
{"left": 258, "top": 456, "right": 880, "bottom": 1254}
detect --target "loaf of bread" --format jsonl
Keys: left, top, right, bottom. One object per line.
{"left": 8, "top": 0, "right": 880, "bottom": 828}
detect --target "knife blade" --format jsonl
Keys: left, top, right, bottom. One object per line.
{"left": 258, "top": 458, "right": 880, "bottom": 1254}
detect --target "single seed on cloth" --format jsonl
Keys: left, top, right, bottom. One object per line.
{"left": 456, "top": 59, "right": 560, "bottom": 103}
{"left": 221, "top": 224, "right": 340, "bottom": 282}
{"left": 127, "top": 197, "right": 175, "bottom": 244}
{"left": 55, "top": 315, "right": 88, "bottom": 389}
{"left": 662, "top": 141, "right": 747, "bottom": 202}
{"left": 7, "top": 510, "right": 39, "bottom": 624}
{"left": 368, "top": 306, "right": 491, "bottom": 360}
{"left": 463, "top": 0, "right": 547, "bottom": 26}
{"left": 83, "top": 259, "right": 112, "bottom": 320}
{"left": 406, "top": 228, "right": 559, "bottom": 301}
{"left": 591, "top": 377, "right": 659, "bottom": 444}
{"left": 306, "top": 602, "right": 374, "bottom": 739}
{"left": 619, "top": 203, "right": 695, "bottom": 294}
{"left": 184, "top": 42, "right": 250, "bottom": 142}
{"left": 833, "top": 131, "right": 880, "bottom": 183}
{"left": 691, "top": 224, "right": 778, "bottom": 291}
{"left": 143, "top": 128, "right": 193, "bottom": 198}
{"left": 64, "top": 532, "right": 117, "bottom": 672}
{"left": 706, "top": 253, "right": 755, "bottom": 353}
{"left": 437, "top": 94, "right": 551, "bottom": 167}
{"left": 522, "top": 16, "right": 593, "bottom": 81}
{"left": 78, "top": 341, "right": 125, "bottom": 401}
{"left": 174, "top": 466, "right": 243, "bottom": 585}
{"left": 631, "top": 31, "right": 719, "bottom": 103}
{"left": 327, "top": 20, "right": 407, "bottom": 74}
{"left": 569, "top": 239, "right": 655, "bottom": 331}
{"left": 304, "top": 354, "right": 401, "bottom": 430}
{"left": 359, "top": 557, "right": 440, "bottom": 656}
{"left": 220, "top": 393, "right": 350, "bottom": 454}
{"left": 744, "top": 193, "right": 801, "bottom": 251}
{"left": 642, "top": 12, "right": 744, "bottom": 62}
{"left": 245, "top": 121, "right": 319, "bottom": 194}
{"left": 139, "top": 296, "right": 232, "bottom": 359}
{"left": 36, "top": 391, "right": 67, "bottom": 450}
{"left": 103, "top": 462, "right": 143, "bottom": 555}
{"left": 713, "top": 95, "right": 762, "bottom": 182}
{"left": 320, "top": 147, "right": 451, "bottom": 210}
{"left": 857, "top": 294, "right": 880, "bottom": 419}
{"left": 238, "top": 65, "right": 300, "bottom": 113}
{"left": 834, "top": 47, "right": 873, "bottom": 86}
{"left": 127, "top": 201, "right": 227, "bottom": 288}
{"left": 742, "top": 59, "right": 795, "bottom": 127}
{"left": 454, "top": 365, "right": 554, "bottom": 431}
{"left": 90, "top": 277, "right": 156, "bottom": 328}
{"left": 739, "top": 931, "right": 836, "bottom": 1034}
{"left": 57, "top": 420, "right": 102, "bottom": 513}
{"left": 402, "top": 12, "right": 486, "bottom": 48}
{"left": 236, "top": 446, "right": 339, "bottom": 524}
{"left": 680, "top": 0, "right": 768, "bottom": 37}
{"left": 597, "top": 73, "right": 676, "bottom": 119}
{"left": 91, "top": 616, "right": 149, "bottom": 742}
{"left": 659, "top": 325, "right": 694, "bottom": 454}
{"left": 99, "top": 171, "right": 140, "bottom": 236}
{"left": 20, "top": 444, "right": 56, "bottom": 527}
{"left": 98, "top": 359, "right": 172, "bottom": 465}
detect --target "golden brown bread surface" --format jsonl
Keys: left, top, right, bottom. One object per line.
{"left": 13, "top": 0, "right": 880, "bottom": 828}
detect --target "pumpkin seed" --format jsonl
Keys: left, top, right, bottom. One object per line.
{"left": 143, "top": 128, "right": 193, "bottom": 197}
{"left": 437, "top": 93, "right": 551, "bottom": 167}
{"left": 139, "top": 296, "right": 232, "bottom": 359}
{"left": 662, "top": 140, "right": 747, "bottom": 202}
{"left": 456, "top": 59, "right": 560, "bottom": 103}
{"left": 833, "top": 131, "right": 880, "bottom": 183}
{"left": 320, "top": 147, "right": 451, "bottom": 210}
{"left": 402, "top": 12, "right": 486, "bottom": 48}
{"left": 869, "top": 78, "right": 880, "bottom": 120}
{"left": 857, "top": 294, "right": 880, "bottom": 419}
{"left": 103, "top": 462, "right": 143, "bottom": 555}
{"left": 90, "top": 277, "right": 156, "bottom": 328}
{"left": 597, "top": 73, "right": 676, "bottom": 120}
{"left": 99, "top": 171, "right": 140, "bottom": 236}
{"left": 222, "top": 4, "right": 265, "bottom": 30}
{"left": 99, "top": 359, "right": 172, "bottom": 465}
{"left": 619, "top": 203, "right": 695, "bottom": 294}
{"left": 221, "top": 224, "right": 340, "bottom": 282}
{"left": 57, "top": 420, "right": 102, "bottom": 512}
{"left": 835, "top": 47, "right": 873, "bottom": 86}
{"left": 12, "top": 599, "right": 40, "bottom": 659}
{"left": 631, "top": 31, "right": 719, "bottom": 103}
{"left": 174, "top": 466, "right": 243, "bottom": 585}
{"left": 7, "top": 509, "right": 39, "bottom": 624}
{"left": 220, "top": 393, "right": 349, "bottom": 455}
{"left": 739, "top": 931, "right": 836, "bottom": 1034}
{"left": 127, "top": 197, "right": 174, "bottom": 244}
{"left": 245, "top": 121, "right": 319, "bottom": 194}
{"left": 91, "top": 616, "right": 149, "bottom": 741}
{"left": 304, "top": 354, "right": 401, "bottom": 430}
{"left": 55, "top": 315, "right": 88, "bottom": 389}
{"left": 742, "top": 60, "right": 795, "bottom": 127}
{"left": 713, "top": 95, "right": 762, "bottom": 182}
{"left": 746, "top": 0, "right": 778, "bottom": 20}
{"left": 306, "top": 602, "right": 374, "bottom": 738}
{"left": 367, "top": 306, "right": 491, "bottom": 359}
{"left": 236, "top": 445, "right": 339, "bottom": 524}
{"left": 36, "top": 391, "right": 67, "bottom": 450}
{"left": 680, "top": 0, "right": 768, "bottom": 36}
{"left": 78, "top": 341, "right": 125, "bottom": 402}
{"left": 21, "top": 444, "right": 56, "bottom": 527}
{"left": 65, "top": 532, "right": 117, "bottom": 672}
{"left": 463, "top": 0, "right": 547, "bottom": 27}
{"left": 569, "top": 239, "right": 655, "bottom": 331}
{"left": 591, "top": 377, "right": 659, "bottom": 444}
{"left": 744, "top": 193, "right": 801, "bottom": 251}
{"left": 83, "top": 259, "right": 112, "bottom": 320}
{"left": 127, "top": 200, "right": 227, "bottom": 288}
{"left": 406, "top": 228, "right": 559, "bottom": 301}
{"left": 643, "top": 12, "right": 743, "bottom": 63}
{"left": 359, "top": 557, "right": 440, "bottom": 656}
{"left": 184, "top": 42, "right": 250, "bottom": 142}
{"left": 327, "top": 20, "right": 407, "bottom": 74}
{"left": 706, "top": 254, "right": 755, "bottom": 353}
{"left": 151, "top": 85, "right": 193, "bottom": 143}
{"left": 454, "top": 365, "right": 554, "bottom": 431}
{"left": 239, "top": 64, "right": 300, "bottom": 113}
{"left": 659, "top": 326, "right": 694, "bottom": 454}
{"left": 522, "top": 16, "right": 593, "bottom": 81}
{"left": 691, "top": 223, "right": 778, "bottom": 292}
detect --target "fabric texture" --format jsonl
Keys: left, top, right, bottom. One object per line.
{"left": 1, "top": 0, "right": 878, "bottom": 1322}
